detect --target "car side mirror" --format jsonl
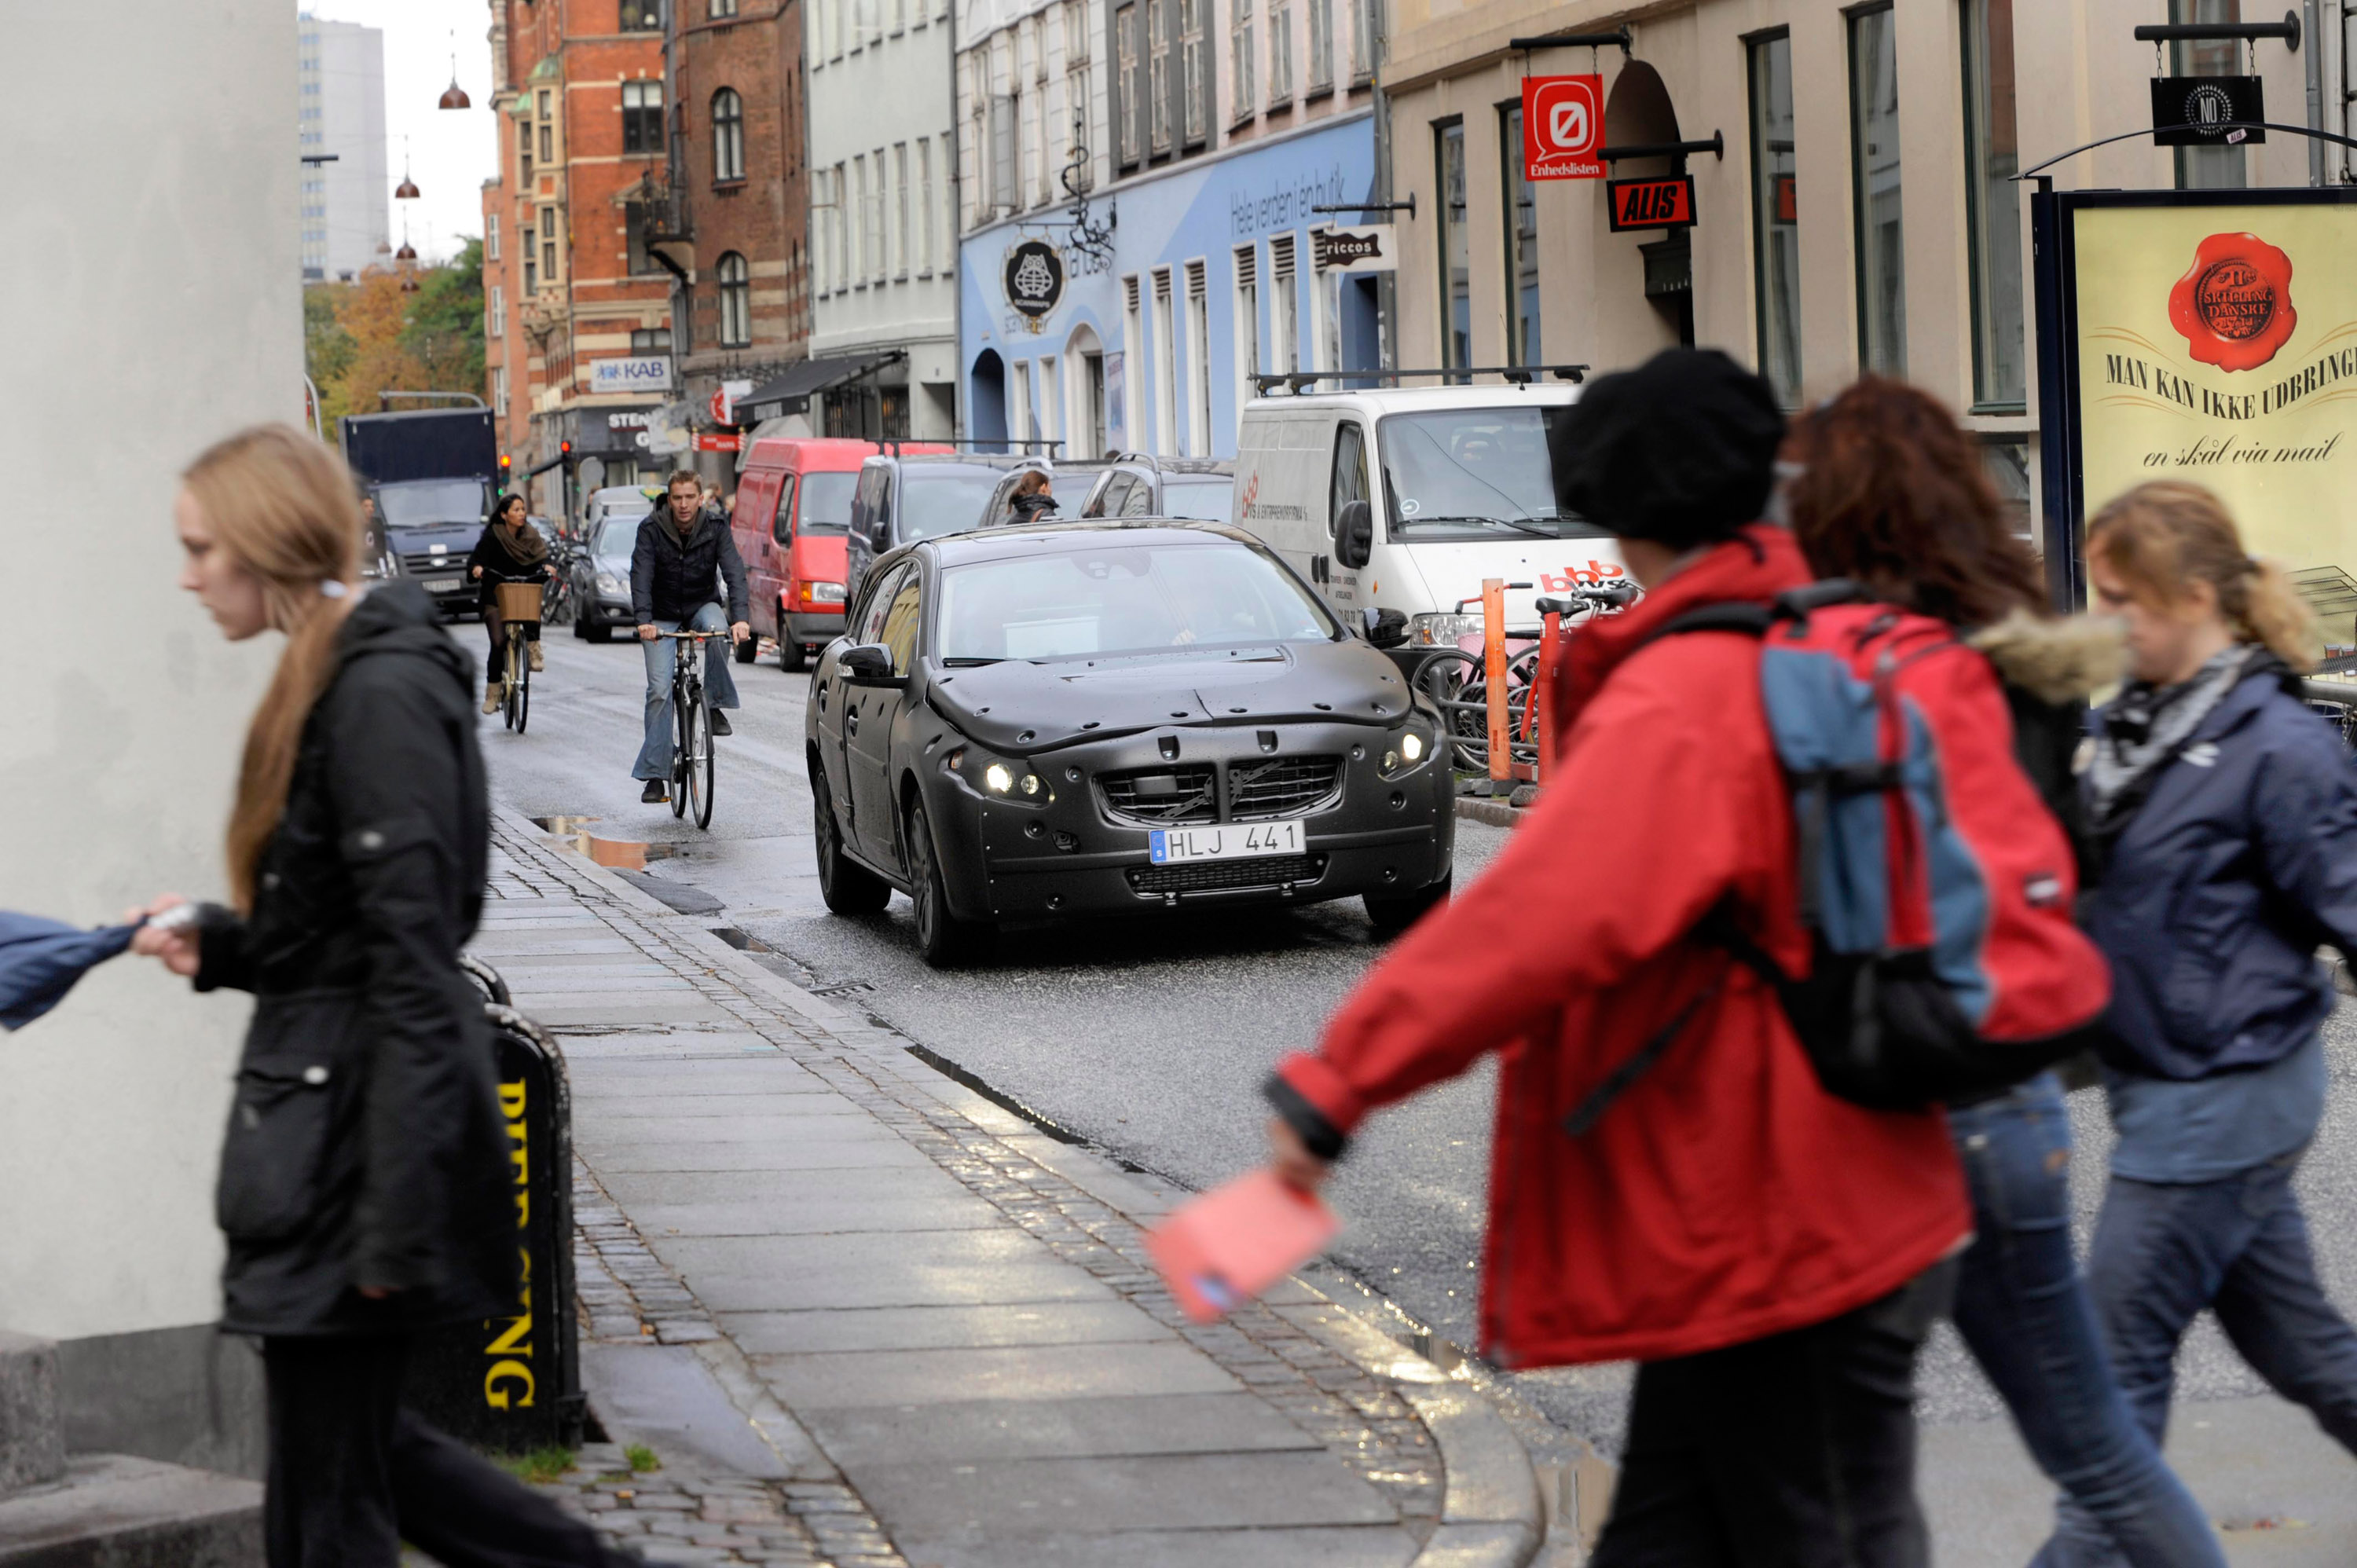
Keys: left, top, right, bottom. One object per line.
{"left": 869, "top": 520, "right": 891, "bottom": 555}
{"left": 1334, "top": 500, "right": 1374, "bottom": 570}
{"left": 840, "top": 642, "right": 900, "bottom": 683}
{"left": 1362, "top": 607, "right": 1409, "bottom": 649}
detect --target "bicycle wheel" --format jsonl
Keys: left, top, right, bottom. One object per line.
{"left": 504, "top": 634, "right": 525, "bottom": 731}
{"left": 670, "top": 674, "right": 693, "bottom": 820}
{"left": 688, "top": 677, "right": 715, "bottom": 830}
{"left": 513, "top": 639, "right": 530, "bottom": 735}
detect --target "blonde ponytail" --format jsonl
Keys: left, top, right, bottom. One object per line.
{"left": 2086, "top": 481, "right": 2321, "bottom": 674}
{"left": 181, "top": 426, "right": 363, "bottom": 911}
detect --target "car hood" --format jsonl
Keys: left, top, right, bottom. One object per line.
{"left": 926, "top": 638, "right": 1411, "bottom": 756}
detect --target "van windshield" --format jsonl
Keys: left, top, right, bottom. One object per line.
{"left": 797, "top": 471, "right": 857, "bottom": 535}
{"left": 1376, "top": 407, "right": 1611, "bottom": 540}
{"left": 378, "top": 478, "right": 492, "bottom": 529}
{"left": 899, "top": 470, "right": 1006, "bottom": 542}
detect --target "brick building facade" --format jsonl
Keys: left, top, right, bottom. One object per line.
{"left": 482, "top": 0, "right": 676, "bottom": 518}
{"left": 656, "top": 0, "right": 814, "bottom": 489}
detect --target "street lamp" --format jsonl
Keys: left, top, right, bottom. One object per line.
{"left": 438, "top": 32, "right": 471, "bottom": 110}
{"left": 395, "top": 135, "right": 420, "bottom": 200}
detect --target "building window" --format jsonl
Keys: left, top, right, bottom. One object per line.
{"left": 620, "top": 0, "right": 663, "bottom": 30}
{"left": 1186, "top": 260, "right": 1210, "bottom": 455}
{"left": 711, "top": 0, "right": 738, "bottom": 15}
{"left": 717, "top": 252, "right": 751, "bottom": 346}
{"left": 1267, "top": 0, "right": 1293, "bottom": 104}
{"left": 519, "top": 119, "right": 533, "bottom": 182}
{"left": 833, "top": 162, "right": 850, "bottom": 277}
{"left": 990, "top": 94, "right": 1016, "bottom": 211}
{"left": 917, "top": 138, "right": 936, "bottom": 273}
{"left": 852, "top": 155, "right": 869, "bottom": 280}
{"left": 1180, "top": 0, "right": 1208, "bottom": 146}
{"left": 1981, "top": 435, "right": 2033, "bottom": 544}
{"left": 1500, "top": 104, "right": 1540, "bottom": 365}
{"left": 625, "top": 201, "right": 653, "bottom": 274}
{"left": 1123, "top": 274, "right": 1144, "bottom": 445}
{"left": 632, "top": 328, "right": 673, "bottom": 354}
{"left": 1152, "top": 269, "right": 1178, "bottom": 454}
{"left": 525, "top": 255, "right": 538, "bottom": 291}
{"left": 712, "top": 89, "right": 746, "bottom": 182}
{"left": 1231, "top": 0, "right": 1255, "bottom": 123}
{"left": 490, "top": 284, "right": 505, "bottom": 337}
{"left": 1148, "top": 0, "right": 1172, "bottom": 155}
{"left": 2172, "top": 0, "right": 2247, "bottom": 189}
{"left": 487, "top": 213, "right": 500, "bottom": 261}
{"left": 1116, "top": 3, "right": 1144, "bottom": 167}
{"left": 867, "top": 148, "right": 888, "bottom": 280}
{"left": 493, "top": 365, "right": 508, "bottom": 417}
{"left": 1270, "top": 233, "right": 1298, "bottom": 375}
{"left": 1435, "top": 120, "right": 1468, "bottom": 370}
{"left": 1962, "top": 0, "right": 2024, "bottom": 409}
{"left": 1849, "top": 5, "right": 1906, "bottom": 376}
{"left": 894, "top": 144, "right": 911, "bottom": 277}
{"left": 539, "top": 122, "right": 553, "bottom": 164}
{"left": 540, "top": 204, "right": 559, "bottom": 286}
{"left": 1307, "top": 0, "right": 1332, "bottom": 92}
{"left": 623, "top": 80, "right": 664, "bottom": 156}
{"left": 1233, "top": 244, "right": 1260, "bottom": 413}
{"left": 1350, "top": 0, "right": 1375, "bottom": 83}
{"left": 1749, "top": 31, "right": 1801, "bottom": 406}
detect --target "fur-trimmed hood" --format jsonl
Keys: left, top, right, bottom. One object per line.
{"left": 1969, "top": 610, "right": 2126, "bottom": 705}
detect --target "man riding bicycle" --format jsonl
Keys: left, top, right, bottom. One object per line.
{"left": 632, "top": 470, "right": 750, "bottom": 804}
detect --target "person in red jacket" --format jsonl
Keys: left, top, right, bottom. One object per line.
{"left": 1264, "top": 350, "right": 1971, "bottom": 1566}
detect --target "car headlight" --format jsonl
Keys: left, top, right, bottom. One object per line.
{"left": 596, "top": 572, "right": 625, "bottom": 594}
{"left": 1407, "top": 612, "right": 1486, "bottom": 648}
{"left": 807, "top": 581, "right": 848, "bottom": 604}
{"left": 984, "top": 762, "right": 1014, "bottom": 793}
{"left": 1401, "top": 731, "right": 1424, "bottom": 763}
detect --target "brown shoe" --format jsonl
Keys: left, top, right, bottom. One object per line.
{"left": 483, "top": 681, "right": 502, "bottom": 715}
{"left": 528, "top": 643, "right": 545, "bottom": 673}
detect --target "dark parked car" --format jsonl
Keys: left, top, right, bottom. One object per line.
{"left": 805, "top": 520, "right": 1455, "bottom": 965}
{"left": 844, "top": 452, "right": 1043, "bottom": 603}
{"left": 978, "top": 458, "right": 1115, "bottom": 528}
{"left": 567, "top": 509, "right": 643, "bottom": 642}
{"left": 1078, "top": 455, "right": 1237, "bottom": 523}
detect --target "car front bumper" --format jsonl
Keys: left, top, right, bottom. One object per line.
{"left": 414, "top": 572, "right": 475, "bottom": 614}
{"left": 583, "top": 593, "right": 637, "bottom": 627}
{"left": 926, "top": 720, "right": 1455, "bottom": 923}
{"left": 784, "top": 609, "right": 847, "bottom": 643}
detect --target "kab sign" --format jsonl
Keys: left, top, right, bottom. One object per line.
{"left": 589, "top": 355, "right": 672, "bottom": 395}
{"left": 1523, "top": 75, "right": 1604, "bottom": 181}
{"left": 1607, "top": 175, "right": 1696, "bottom": 233}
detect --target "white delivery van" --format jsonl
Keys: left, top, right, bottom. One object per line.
{"left": 1230, "top": 380, "right": 1629, "bottom": 662}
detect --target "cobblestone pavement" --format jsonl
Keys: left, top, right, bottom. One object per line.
{"left": 460, "top": 815, "right": 1508, "bottom": 1567}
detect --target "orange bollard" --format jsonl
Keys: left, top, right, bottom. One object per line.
{"left": 1482, "top": 577, "right": 1508, "bottom": 794}
{"left": 1529, "top": 606, "right": 1562, "bottom": 786}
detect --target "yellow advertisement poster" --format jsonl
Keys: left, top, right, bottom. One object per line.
{"left": 2072, "top": 201, "right": 2357, "bottom": 615}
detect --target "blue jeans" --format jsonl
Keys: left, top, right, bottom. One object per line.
{"left": 2042, "top": 1147, "right": 2357, "bottom": 1564}
{"left": 1945, "top": 1076, "right": 2223, "bottom": 1568}
{"left": 632, "top": 603, "right": 741, "bottom": 780}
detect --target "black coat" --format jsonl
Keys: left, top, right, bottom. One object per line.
{"left": 630, "top": 503, "right": 749, "bottom": 625}
{"left": 464, "top": 522, "right": 551, "bottom": 612}
{"left": 195, "top": 583, "right": 514, "bottom": 1337}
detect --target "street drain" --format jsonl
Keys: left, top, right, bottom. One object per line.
{"left": 806, "top": 979, "right": 878, "bottom": 998}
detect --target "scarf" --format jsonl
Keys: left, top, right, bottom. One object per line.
{"left": 2087, "top": 643, "right": 2254, "bottom": 835}
{"left": 499, "top": 517, "right": 550, "bottom": 568}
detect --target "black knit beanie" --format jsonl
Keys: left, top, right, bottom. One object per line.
{"left": 1554, "top": 348, "right": 1787, "bottom": 551}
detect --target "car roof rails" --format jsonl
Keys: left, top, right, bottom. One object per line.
{"left": 1250, "top": 365, "right": 1589, "bottom": 394}
{"left": 877, "top": 437, "right": 1066, "bottom": 456}
{"left": 1113, "top": 451, "right": 1164, "bottom": 474}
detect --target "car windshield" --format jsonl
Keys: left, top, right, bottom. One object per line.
{"left": 1160, "top": 478, "right": 1235, "bottom": 524}
{"left": 379, "top": 478, "right": 491, "bottom": 528}
{"left": 937, "top": 542, "right": 1335, "bottom": 661}
{"left": 597, "top": 516, "right": 640, "bottom": 557}
{"left": 1376, "top": 406, "right": 1611, "bottom": 540}
{"left": 899, "top": 471, "right": 1007, "bottom": 542}
{"left": 798, "top": 471, "right": 857, "bottom": 535}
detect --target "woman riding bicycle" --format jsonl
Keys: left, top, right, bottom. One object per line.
{"left": 467, "top": 492, "right": 551, "bottom": 714}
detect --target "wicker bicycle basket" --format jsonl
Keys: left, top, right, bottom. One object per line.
{"left": 495, "top": 582, "right": 544, "bottom": 623}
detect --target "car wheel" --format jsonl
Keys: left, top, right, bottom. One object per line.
{"left": 571, "top": 595, "right": 590, "bottom": 639}
{"left": 585, "top": 620, "right": 613, "bottom": 643}
{"left": 779, "top": 609, "right": 807, "bottom": 672}
{"left": 811, "top": 764, "right": 889, "bottom": 915}
{"left": 907, "top": 794, "right": 993, "bottom": 967}
{"left": 1364, "top": 874, "right": 1452, "bottom": 940}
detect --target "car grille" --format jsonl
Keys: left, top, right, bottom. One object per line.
{"left": 1227, "top": 755, "right": 1343, "bottom": 820}
{"left": 1128, "top": 853, "right": 1326, "bottom": 896}
{"left": 1097, "top": 764, "right": 1217, "bottom": 826}
{"left": 402, "top": 552, "right": 462, "bottom": 575}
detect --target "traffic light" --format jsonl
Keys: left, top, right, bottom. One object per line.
{"left": 559, "top": 439, "right": 573, "bottom": 458}
{"left": 498, "top": 452, "right": 512, "bottom": 475}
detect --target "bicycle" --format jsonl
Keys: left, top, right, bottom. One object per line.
{"left": 486, "top": 570, "right": 549, "bottom": 735}
{"left": 660, "top": 628, "right": 728, "bottom": 828}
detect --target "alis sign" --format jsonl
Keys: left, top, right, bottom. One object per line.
{"left": 1606, "top": 175, "right": 1696, "bottom": 233}
{"left": 1522, "top": 75, "right": 1604, "bottom": 181}
{"left": 1311, "top": 225, "right": 1396, "bottom": 273}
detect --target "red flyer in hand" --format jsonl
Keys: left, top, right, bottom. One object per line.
{"left": 1146, "top": 1171, "right": 1341, "bottom": 1324}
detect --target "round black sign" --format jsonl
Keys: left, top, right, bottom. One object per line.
{"left": 1004, "top": 240, "right": 1065, "bottom": 319}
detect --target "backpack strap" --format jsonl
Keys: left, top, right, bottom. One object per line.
{"left": 1637, "top": 579, "right": 1870, "bottom": 650}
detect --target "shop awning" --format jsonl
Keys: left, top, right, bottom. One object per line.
{"left": 737, "top": 349, "right": 903, "bottom": 423}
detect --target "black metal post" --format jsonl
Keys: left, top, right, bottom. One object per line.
{"left": 2029, "top": 178, "right": 2080, "bottom": 613}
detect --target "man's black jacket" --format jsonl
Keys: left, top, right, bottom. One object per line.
{"left": 632, "top": 502, "right": 750, "bottom": 625}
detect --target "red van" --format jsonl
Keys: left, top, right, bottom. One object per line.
{"left": 731, "top": 438, "right": 949, "bottom": 670}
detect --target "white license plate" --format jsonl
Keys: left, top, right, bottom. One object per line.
{"left": 426, "top": 578, "right": 466, "bottom": 593}
{"left": 1149, "top": 819, "right": 1303, "bottom": 864}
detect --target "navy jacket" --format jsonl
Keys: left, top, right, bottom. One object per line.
{"left": 631, "top": 502, "right": 750, "bottom": 625}
{"left": 2084, "top": 658, "right": 2357, "bottom": 1080}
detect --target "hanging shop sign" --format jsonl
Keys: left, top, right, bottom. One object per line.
{"left": 2150, "top": 75, "right": 2265, "bottom": 147}
{"left": 2040, "top": 189, "right": 2357, "bottom": 625}
{"left": 1522, "top": 75, "right": 1604, "bottom": 181}
{"left": 1312, "top": 225, "right": 1397, "bottom": 273}
{"left": 1605, "top": 175, "right": 1696, "bottom": 233}
{"left": 1003, "top": 239, "right": 1066, "bottom": 321}
{"left": 589, "top": 356, "right": 673, "bottom": 395}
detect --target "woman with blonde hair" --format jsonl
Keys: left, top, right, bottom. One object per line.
{"left": 2043, "top": 479, "right": 2357, "bottom": 1563}
{"left": 128, "top": 425, "right": 634, "bottom": 1566}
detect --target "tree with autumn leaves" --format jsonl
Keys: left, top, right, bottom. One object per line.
{"left": 305, "top": 240, "right": 486, "bottom": 441}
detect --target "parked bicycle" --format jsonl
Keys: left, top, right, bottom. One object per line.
{"left": 662, "top": 628, "right": 727, "bottom": 828}
{"left": 1417, "top": 584, "right": 1638, "bottom": 772}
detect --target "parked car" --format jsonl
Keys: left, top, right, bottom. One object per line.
{"left": 805, "top": 519, "right": 1455, "bottom": 965}
{"left": 1231, "top": 379, "right": 1618, "bottom": 675}
{"left": 978, "top": 457, "right": 1116, "bottom": 528}
{"left": 735, "top": 438, "right": 950, "bottom": 672}
{"left": 844, "top": 452, "right": 1043, "bottom": 603}
{"left": 580, "top": 483, "right": 657, "bottom": 541}
{"left": 567, "top": 508, "right": 643, "bottom": 642}
{"left": 1078, "top": 455, "right": 1237, "bottom": 523}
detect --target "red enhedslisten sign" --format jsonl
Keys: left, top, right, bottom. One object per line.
{"left": 1523, "top": 75, "right": 1604, "bottom": 181}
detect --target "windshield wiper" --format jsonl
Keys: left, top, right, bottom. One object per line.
{"left": 940, "top": 656, "right": 1003, "bottom": 667}
{"left": 1403, "top": 513, "right": 1552, "bottom": 537}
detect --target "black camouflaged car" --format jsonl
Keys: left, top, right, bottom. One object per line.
{"left": 804, "top": 521, "right": 1456, "bottom": 965}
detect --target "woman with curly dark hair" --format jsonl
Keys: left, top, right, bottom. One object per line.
{"left": 1785, "top": 379, "right": 2223, "bottom": 1568}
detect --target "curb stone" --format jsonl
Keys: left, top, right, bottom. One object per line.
{"left": 490, "top": 805, "right": 1549, "bottom": 1566}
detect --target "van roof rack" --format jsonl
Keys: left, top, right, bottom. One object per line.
{"left": 1252, "top": 365, "right": 1587, "bottom": 394}
{"left": 873, "top": 438, "right": 1065, "bottom": 457}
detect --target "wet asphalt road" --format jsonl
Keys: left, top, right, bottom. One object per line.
{"left": 472, "top": 622, "right": 2357, "bottom": 1464}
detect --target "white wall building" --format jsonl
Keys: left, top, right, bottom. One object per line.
{"left": 299, "top": 13, "right": 390, "bottom": 282}
{"left": 3, "top": 2, "right": 299, "bottom": 1474}
{"left": 806, "top": 0, "right": 962, "bottom": 438}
